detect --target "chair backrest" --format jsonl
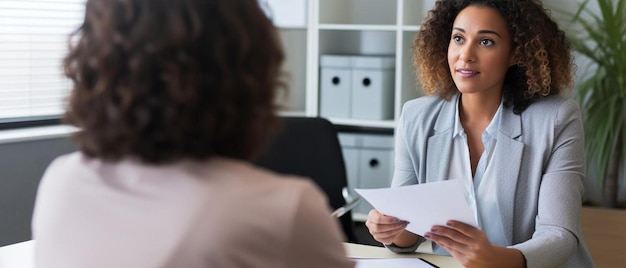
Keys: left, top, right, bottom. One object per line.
{"left": 255, "top": 116, "right": 357, "bottom": 242}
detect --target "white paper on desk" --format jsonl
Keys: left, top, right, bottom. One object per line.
{"left": 355, "top": 179, "right": 477, "bottom": 236}
{"left": 354, "top": 258, "right": 436, "bottom": 268}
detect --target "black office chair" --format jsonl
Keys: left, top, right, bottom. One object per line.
{"left": 255, "top": 116, "right": 358, "bottom": 243}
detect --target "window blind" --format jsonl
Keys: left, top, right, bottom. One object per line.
{"left": 0, "top": 0, "right": 84, "bottom": 120}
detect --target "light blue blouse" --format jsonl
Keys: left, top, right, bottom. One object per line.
{"left": 446, "top": 97, "right": 508, "bottom": 256}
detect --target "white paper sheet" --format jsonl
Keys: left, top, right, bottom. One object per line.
{"left": 355, "top": 180, "right": 477, "bottom": 236}
{"left": 354, "top": 258, "right": 437, "bottom": 268}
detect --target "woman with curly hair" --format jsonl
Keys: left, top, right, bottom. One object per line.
{"left": 365, "top": 0, "right": 594, "bottom": 267}
{"left": 31, "top": 0, "right": 354, "bottom": 267}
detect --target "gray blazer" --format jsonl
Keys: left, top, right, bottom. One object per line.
{"left": 391, "top": 94, "right": 594, "bottom": 268}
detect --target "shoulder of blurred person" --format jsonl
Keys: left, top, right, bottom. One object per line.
{"left": 33, "top": 151, "right": 354, "bottom": 268}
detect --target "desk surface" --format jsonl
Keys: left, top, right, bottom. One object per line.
{"left": 1, "top": 240, "right": 462, "bottom": 268}
{"left": 344, "top": 242, "right": 462, "bottom": 267}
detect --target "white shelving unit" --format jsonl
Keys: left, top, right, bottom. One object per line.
{"left": 270, "top": 0, "right": 437, "bottom": 129}
{"left": 265, "top": 0, "right": 437, "bottom": 221}
{"left": 266, "top": 0, "right": 585, "bottom": 222}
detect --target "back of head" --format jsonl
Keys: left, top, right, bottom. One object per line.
{"left": 64, "top": 0, "right": 285, "bottom": 164}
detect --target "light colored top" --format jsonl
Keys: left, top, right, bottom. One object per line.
{"left": 32, "top": 152, "right": 355, "bottom": 268}
{"left": 444, "top": 97, "right": 507, "bottom": 255}
{"left": 389, "top": 94, "right": 595, "bottom": 267}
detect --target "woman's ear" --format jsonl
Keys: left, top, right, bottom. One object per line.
{"left": 509, "top": 54, "right": 517, "bottom": 67}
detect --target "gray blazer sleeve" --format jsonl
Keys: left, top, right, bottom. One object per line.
{"left": 509, "top": 99, "right": 592, "bottom": 268}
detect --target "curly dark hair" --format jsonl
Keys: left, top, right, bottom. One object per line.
{"left": 63, "top": 0, "right": 285, "bottom": 164}
{"left": 414, "top": 0, "right": 574, "bottom": 113}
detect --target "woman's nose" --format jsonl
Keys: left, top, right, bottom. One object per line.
{"left": 459, "top": 45, "right": 476, "bottom": 62}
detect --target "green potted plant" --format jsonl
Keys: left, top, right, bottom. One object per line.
{"left": 565, "top": 0, "right": 626, "bottom": 208}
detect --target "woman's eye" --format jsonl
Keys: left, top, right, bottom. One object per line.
{"left": 453, "top": 35, "right": 463, "bottom": 43}
{"left": 480, "top": 39, "right": 494, "bottom": 46}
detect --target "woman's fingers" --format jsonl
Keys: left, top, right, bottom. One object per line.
{"left": 424, "top": 227, "right": 469, "bottom": 251}
{"left": 445, "top": 220, "right": 481, "bottom": 238}
{"left": 425, "top": 221, "right": 496, "bottom": 267}
{"left": 365, "top": 209, "right": 409, "bottom": 244}
{"left": 425, "top": 221, "right": 482, "bottom": 245}
{"left": 366, "top": 209, "right": 401, "bottom": 224}
{"left": 369, "top": 223, "right": 408, "bottom": 244}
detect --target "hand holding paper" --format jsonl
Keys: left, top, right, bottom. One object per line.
{"left": 355, "top": 179, "right": 477, "bottom": 236}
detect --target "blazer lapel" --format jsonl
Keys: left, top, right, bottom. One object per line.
{"left": 425, "top": 97, "right": 456, "bottom": 183}
{"left": 494, "top": 106, "right": 524, "bottom": 245}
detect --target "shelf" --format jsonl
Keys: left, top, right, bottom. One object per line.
{"left": 400, "top": 25, "right": 420, "bottom": 32}
{"left": 328, "top": 118, "right": 396, "bottom": 129}
{"left": 267, "top": 0, "right": 438, "bottom": 226}
{"left": 276, "top": 28, "right": 307, "bottom": 112}
{"left": 400, "top": 31, "right": 423, "bottom": 106}
{"left": 276, "top": 25, "right": 308, "bottom": 30}
{"left": 318, "top": 30, "right": 396, "bottom": 55}
{"left": 403, "top": 0, "right": 436, "bottom": 26}
{"left": 272, "top": 0, "right": 427, "bottom": 131}
{"left": 319, "top": 0, "right": 397, "bottom": 25}
{"left": 262, "top": 0, "right": 307, "bottom": 28}
{"left": 318, "top": 24, "right": 398, "bottom": 31}
{"left": 278, "top": 110, "right": 307, "bottom": 117}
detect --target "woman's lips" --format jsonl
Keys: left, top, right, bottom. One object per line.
{"left": 456, "top": 69, "right": 479, "bottom": 78}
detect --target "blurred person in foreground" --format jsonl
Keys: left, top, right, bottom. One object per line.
{"left": 32, "top": 0, "right": 354, "bottom": 267}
